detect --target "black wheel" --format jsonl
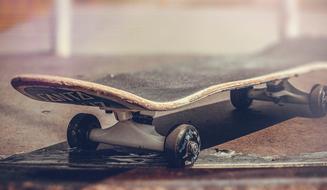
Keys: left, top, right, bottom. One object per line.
{"left": 309, "top": 84, "right": 327, "bottom": 117}
{"left": 230, "top": 87, "right": 253, "bottom": 110}
{"left": 67, "top": 113, "right": 101, "bottom": 151}
{"left": 164, "top": 124, "right": 201, "bottom": 168}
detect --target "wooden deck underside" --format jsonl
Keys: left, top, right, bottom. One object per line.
{"left": 11, "top": 62, "right": 327, "bottom": 111}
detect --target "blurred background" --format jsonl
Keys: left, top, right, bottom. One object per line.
{"left": 0, "top": 0, "right": 327, "bottom": 56}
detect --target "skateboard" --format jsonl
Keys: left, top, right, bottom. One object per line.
{"left": 11, "top": 61, "right": 327, "bottom": 168}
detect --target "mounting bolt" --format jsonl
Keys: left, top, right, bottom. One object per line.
{"left": 188, "top": 141, "right": 200, "bottom": 155}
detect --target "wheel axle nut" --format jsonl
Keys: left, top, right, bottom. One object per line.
{"left": 188, "top": 141, "right": 199, "bottom": 155}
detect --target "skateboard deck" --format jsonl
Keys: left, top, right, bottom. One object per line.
{"left": 11, "top": 62, "right": 327, "bottom": 111}
{"left": 11, "top": 37, "right": 327, "bottom": 111}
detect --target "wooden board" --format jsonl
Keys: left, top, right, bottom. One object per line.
{"left": 11, "top": 62, "right": 327, "bottom": 111}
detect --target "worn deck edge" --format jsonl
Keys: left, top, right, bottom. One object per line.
{"left": 11, "top": 62, "right": 327, "bottom": 111}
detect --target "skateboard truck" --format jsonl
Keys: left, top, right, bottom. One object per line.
{"left": 231, "top": 79, "right": 327, "bottom": 117}
{"left": 60, "top": 79, "right": 327, "bottom": 168}
{"left": 67, "top": 110, "right": 201, "bottom": 168}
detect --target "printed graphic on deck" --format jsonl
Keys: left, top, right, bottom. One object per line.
{"left": 23, "top": 86, "right": 127, "bottom": 109}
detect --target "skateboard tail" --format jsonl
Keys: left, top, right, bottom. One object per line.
{"left": 10, "top": 75, "right": 199, "bottom": 111}
{"left": 11, "top": 76, "right": 148, "bottom": 111}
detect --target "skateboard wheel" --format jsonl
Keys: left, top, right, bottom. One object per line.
{"left": 309, "top": 84, "right": 327, "bottom": 117}
{"left": 164, "top": 124, "right": 201, "bottom": 168}
{"left": 230, "top": 87, "right": 253, "bottom": 110}
{"left": 67, "top": 113, "right": 101, "bottom": 150}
